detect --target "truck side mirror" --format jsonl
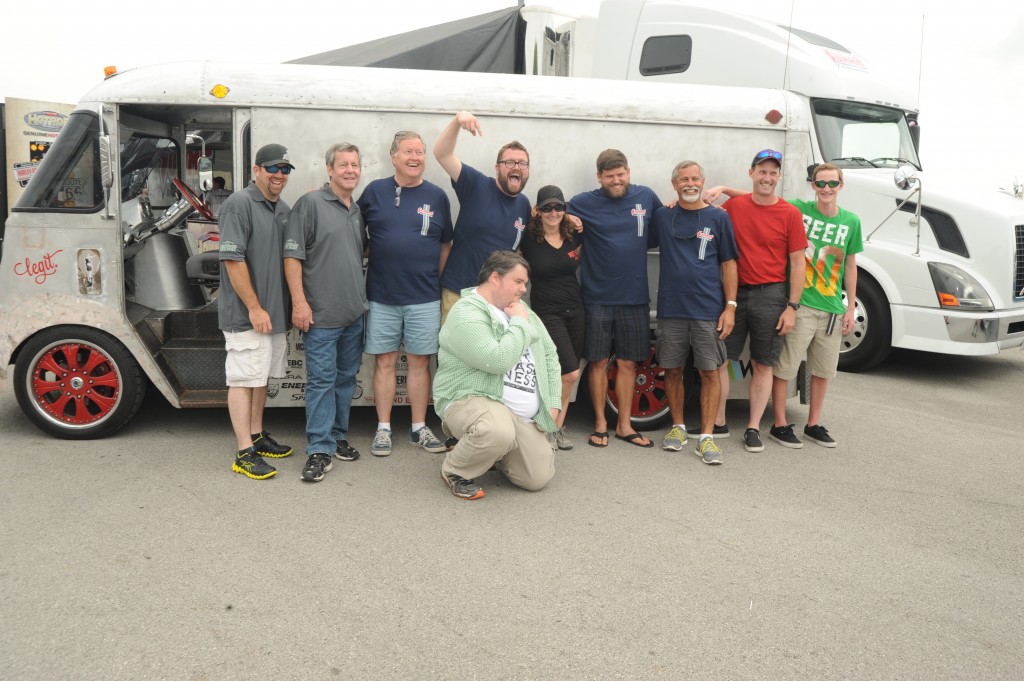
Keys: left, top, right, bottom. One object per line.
{"left": 894, "top": 165, "right": 918, "bottom": 191}
{"left": 99, "top": 135, "right": 113, "bottom": 190}
{"left": 197, "top": 156, "right": 213, "bottom": 192}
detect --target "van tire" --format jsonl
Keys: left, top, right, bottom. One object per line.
{"left": 605, "top": 344, "right": 671, "bottom": 430}
{"left": 14, "top": 327, "right": 146, "bottom": 439}
{"left": 838, "top": 275, "right": 891, "bottom": 372}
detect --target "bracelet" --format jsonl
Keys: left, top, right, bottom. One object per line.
{"left": 726, "top": 300, "right": 737, "bottom": 308}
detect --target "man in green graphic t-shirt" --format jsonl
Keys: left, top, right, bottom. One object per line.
{"left": 768, "top": 162, "right": 863, "bottom": 449}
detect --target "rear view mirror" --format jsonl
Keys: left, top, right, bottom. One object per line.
{"left": 198, "top": 156, "right": 214, "bottom": 192}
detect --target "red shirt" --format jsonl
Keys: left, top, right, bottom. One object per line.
{"left": 723, "top": 194, "right": 807, "bottom": 285}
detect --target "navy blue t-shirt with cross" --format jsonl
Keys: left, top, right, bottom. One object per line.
{"left": 568, "top": 184, "right": 663, "bottom": 306}
{"left": 440, "top": 163, "right": 532, "bottom": 293}
{"left": 358, "top": 178, "right": 454, "bottom": 305}
{"left": 649, "top": 204, "right": 739, "bottom": 321}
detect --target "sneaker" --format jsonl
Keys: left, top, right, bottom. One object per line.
{"left": 686, "top": 423, "right": 730, "bottom": 439}
{"left": 411, "top": 426, "right": 446, "bottom": 453}
{"left": 769, "top": 424, "right": 804, "bottom": 449}
{"left": 554, "top": 427, "right": 574, "bottom": 450}
{"left": 743, "top": 428, "right": 764, "bottom": 453}
{"left": 804, "top": 424, "right": 837, "bottom": 448}
{"left": 445, "top": 436, "right": 459, "bottom": 451}
{"left": 335, "top": 440, "right": 360, "bottom": 461}
{"left": 252, "top": 431, "right": 293, "bottom": 458}
{"left": 662, "top": 426, "right": 687, "bottom": 451}
{"left": 232, "top": 447, "right": 277, "bottom": 480}
{"left": 371, "top": 428, "right": 393, "bottom": 457}
{"left": 301, "top": 453, "right": 333, "bottom": 482}
{"left": 695, "top": 437, "right": 723, "bottom": 465}
{"left": 441, "top": 471, "right": 485, "bottom": 500}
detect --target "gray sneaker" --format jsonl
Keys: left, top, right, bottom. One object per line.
{"left": 441, "top": 471, "right": 485, "bottom": 500}
{"left": 743, "top": 428, "right": 764, "bottom": 452}
{"left": 694, "top": 437, "right": 723, "bottom": 465}
{"left": 804, "top": 424, "right": 837, "bottom": 448}
{"left": 769, "top": 424, "right": 804, "bottom": 449}
{"left": 411, "top": 426, "right": 446, "bottom": 453}
{"left": 371, "top": 428, "right": 393, "bottom": 457}
{"left": 554, "top": 427, "right": 574, "bottom": 450}
{"left": 662, "top": 425, "right": 687, "bottom": 451}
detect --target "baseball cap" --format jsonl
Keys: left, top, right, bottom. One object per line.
{"left": 254, "top": 143, "right": 295, "bottom": 169}
{"left": 750, "top": 149, "right": 783, "bottom": 168}
{"left": 536, "top": 185, "right": 565, "bottom": 209}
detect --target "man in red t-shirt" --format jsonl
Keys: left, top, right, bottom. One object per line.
{"left": 712, "top": 150, "right": 808, "bottom": 453}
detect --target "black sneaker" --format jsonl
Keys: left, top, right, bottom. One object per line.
{"left": 232, "top": 447, "right": 277, "bottom": 480}
{"left": 769, "top": 424, "right": 804, "bottom": 449}
{"left": 743, "top": 428, "right": 764, "bottom": 453}
{"left": 441, "top": 471, "right": 485, "bottom": 500}
{"left": 804, "top": 424, "right": 837, "bottom": 448}
{"left": 686, "top": 423, "right": 730, "bottom": 439}
{"left": 444, "top": 436, "right": 459, "bottom": 451}
{"left": 335, "top": 439, "right": 360, "bottom": 461}
{"left": 252, "top": 431, "right": 293, "bottom": 458}
{"left": 301, "top": 453, "right": 333, "bottom": 482}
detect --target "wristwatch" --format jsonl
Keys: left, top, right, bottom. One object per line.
{"left": 787, "top": 302, "right": 801, "bottom": 311}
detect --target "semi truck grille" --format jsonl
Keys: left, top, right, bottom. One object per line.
{"left": 1016, "top": 225, "right": 1024, "bottom": 300}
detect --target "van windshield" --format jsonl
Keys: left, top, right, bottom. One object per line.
{"left": 14, "top": 111, "right": 105, "bottom": 212}
{"left": 811, "top": 99, "right": 921, "bottom": 170}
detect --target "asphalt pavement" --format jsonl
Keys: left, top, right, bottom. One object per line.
{"left": 1, "top": 347, "right": 1022, "bottom": 680}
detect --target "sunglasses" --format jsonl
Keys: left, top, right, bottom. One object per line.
{"left": 813, "top": 180, "right": 841, "bottom": 188}
{"left": 539, "top": 204, "right": 564, "bottom": 213}
{"left": 262, "top": 164, "right": 292, "bottom": 175}
{"left": 754, "top": 149, "right": 783, "bottom": 162}
{"left": 394, "top": 185, "right": 402, "bottom": 207}
{"left": 498, "top": 159, "right": 530, "bottom": 169}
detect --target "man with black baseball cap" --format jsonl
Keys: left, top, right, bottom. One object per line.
{"left": 217, "top": 142, "right": 296, "bottom": 480}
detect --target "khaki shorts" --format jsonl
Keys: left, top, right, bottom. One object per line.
{"left": 774, "top": 306, "right": 841, "bottom": 380}
{"left": 441, "top": 288, "right": 462, "bottom": 326}
{"left": 224, "top": 330, "right": 287, "bottom": 387}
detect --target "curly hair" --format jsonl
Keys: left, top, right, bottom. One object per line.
{"left": 527, "top": 210, "right": 575, "bottom": 244}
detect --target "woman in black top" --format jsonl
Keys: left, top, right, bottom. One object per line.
{"left": 519, "top": 185, "right": 584, "bottom": 450}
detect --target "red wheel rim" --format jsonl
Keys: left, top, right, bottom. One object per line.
{"left": 29, "top": 341, "right": 122, "bottom": 427}
{"left": 607, "top": 345, "right": 667, "bottom": 419}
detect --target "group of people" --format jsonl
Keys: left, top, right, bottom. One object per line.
{"left": 214, "top": 110, "right": 862, "bottom": 500}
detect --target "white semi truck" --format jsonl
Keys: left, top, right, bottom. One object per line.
{"left": 1, "top": 1, "right": 1021, "bottom": 439}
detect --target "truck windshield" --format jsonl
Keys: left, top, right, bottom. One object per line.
{"left": 811, "top": 99, "right": 921, "bottom": 170}
{"left": 14, "top": 111, "right": 104, "bottom": 212}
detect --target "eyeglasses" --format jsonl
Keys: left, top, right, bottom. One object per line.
{"left": 498, "top": 159, "right": 530, "bottom": 169}
{"left": 394, "top": 185, "right": 402, "bottom": 207}
{"left": 754, "top": 149, "right": 783, "bottom": 162}
{"left": 813, "top": 180, "right": 841, "bottom": 188}
{"left": 262, "top": 164, "right": 292, "bottom": 175}
{"left": 539, "top": 204, "right": 564, "bottom": 213}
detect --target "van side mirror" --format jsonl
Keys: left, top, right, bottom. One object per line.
{"left": 99, "top": 135, "right": 113, "bottom": 189}
{"left": 197, "top": 156, "right": 213, "bottom": 192}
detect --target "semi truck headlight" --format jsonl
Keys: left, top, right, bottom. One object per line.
{"left": 928, "top": 262, "right": 994, "bottom": 311}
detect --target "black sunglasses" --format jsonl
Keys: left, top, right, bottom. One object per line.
{"left": 263, "top": 164, "right": 292, "bottom": 175}
{"left": 539, "top": 204, "right": 564, "bottom": 213}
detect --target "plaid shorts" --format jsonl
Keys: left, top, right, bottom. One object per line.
{"left": 584, "top": 304, "right": 650, "bottom": 362}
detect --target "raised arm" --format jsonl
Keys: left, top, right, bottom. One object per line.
{"left": 433, "top": 111, "right": 483, "bottom": 183}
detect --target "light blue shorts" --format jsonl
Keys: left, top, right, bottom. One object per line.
{"left": 365, "top": 300, "right": 441, "bottom": 356}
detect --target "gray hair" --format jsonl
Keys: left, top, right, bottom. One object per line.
{"left": 477, "top": 250, "right": 530, "bottom": 285}
{"left": 325, "top": 142, "right": 360, "bottom": 167}
{"left": 390, "top": 131, "right": 423, "bottom": 155}
{"left": 671, "top": 160, "right": 705, "bottom": 182}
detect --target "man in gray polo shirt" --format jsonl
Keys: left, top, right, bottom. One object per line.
{"left": 284, "top": 142, "right": 368, "bottom": 483}
{"left": 218, "top": 143, "right": 295, "bottom": 480}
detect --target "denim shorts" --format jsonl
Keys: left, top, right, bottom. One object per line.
{"left": 365, "top": 300, "right": 441, "bottom": 356}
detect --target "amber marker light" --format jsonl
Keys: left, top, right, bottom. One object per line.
{"left": 210, "top": 84, "right": 230, "bottom": 98}
{"left": 103, "top": 66, "right": 118, "bottom": 78}
{"left": 937, "top": 293, "right": 959, "bottom": 307}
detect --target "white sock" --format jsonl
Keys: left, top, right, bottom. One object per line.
{"left": 378, "top": 422, "right": 391, "bottom": 432}
{"left": 411, "top": 422, "right": 425, "bottom": 432}
{"left": 701, "top": 434, "right": 712, "bottom": 441}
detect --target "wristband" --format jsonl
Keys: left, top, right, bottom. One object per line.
{"left": 726, "top": 300, "right": 737, "bottom": 308}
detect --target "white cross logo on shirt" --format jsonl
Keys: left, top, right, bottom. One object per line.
{"left": 631, "top": 205, "right": 647, "bottom": 236}
{"left": 417, "top": 204, "right": 434, "bottom": 235}
{"left": 696, "top": 228, "right": 714, "bottom": 261}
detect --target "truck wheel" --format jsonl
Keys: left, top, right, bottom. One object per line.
{"left": 837, "top": 275, "right": 892, "bottom": 372}
{"left": 14, "top": 327, "right": 146, "bottom": 439}
{"left": 605, "top": 344, "right": 671, "bottom": 429}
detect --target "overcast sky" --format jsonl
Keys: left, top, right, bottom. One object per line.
{"left": 1, "top": 0, "right": 1021, "bottom": 190}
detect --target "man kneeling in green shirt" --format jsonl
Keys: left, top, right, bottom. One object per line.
{"left": 432, "top": 251, "right": 561, "bottom": 499}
